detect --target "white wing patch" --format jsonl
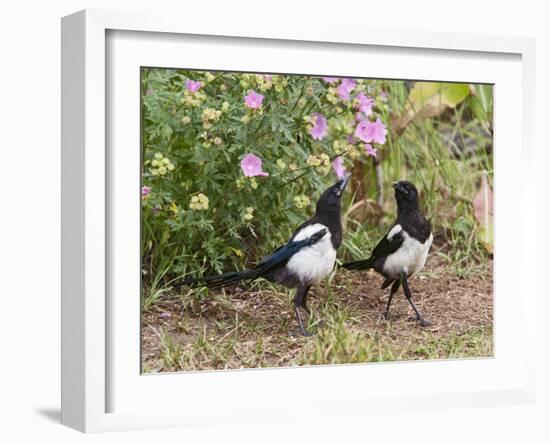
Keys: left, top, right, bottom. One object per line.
{"left": 291, "top": 223, "right": 327, "bottom": 242}
{"left": 383, "top": 231, "right": 433, "bottom": 278}
{"left": 387, "top": 224, "right": 403, "bottom": 240}
{"left": 286, "top": 223, "right": 337, "bottom": 284}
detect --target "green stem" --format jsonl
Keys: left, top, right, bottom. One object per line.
{"left": 289, "top": 82, "right": 307, "bottom": 114}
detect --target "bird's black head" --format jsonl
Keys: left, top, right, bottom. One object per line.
{"left": 392, "top": 180, "right": 420, "bottom": 212}
{"left": 315, "top": 174, "right": 351, "bottom": 215}
{"left": 312, "top": 174, "right": 350, "bottom": 250}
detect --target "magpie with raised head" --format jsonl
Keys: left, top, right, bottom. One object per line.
{"left": 342, "top": 180, "right": 433, "bottom": 326}
{"left": 190, "top": 175, "right": 351, "bottom": 336}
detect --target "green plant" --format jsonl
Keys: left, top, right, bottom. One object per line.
{"left": 141, "top": 69, "right": 493, "bottom": 302}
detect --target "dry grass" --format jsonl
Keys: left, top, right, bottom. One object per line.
{"left": 141, "top": 255, "right": 493, "bottom": 373}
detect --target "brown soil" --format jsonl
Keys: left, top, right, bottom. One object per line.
{"left": 141, "top": 256, "right": 493, "bottom": 372}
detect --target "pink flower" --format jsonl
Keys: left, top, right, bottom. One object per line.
{"left": 364, "top": 143, "right": 377, "bottom": 158}
{"left": 332, "top": 156, "right": 346, "bottom": 179}
{"left": 336, "top": 78, "right": 356, "bottom": 101}
{"left": 367, "top": 118, "right": 387, "bottom": 144}
{"left": 309, "top": 113, "right": 328, "bottom": 140}
{"left": 342, "top": 78, "right": 356, "bottom": 89}
{"left": 240, "top": 153, "right": 269, "bottom": 177}
{"left": 244, "top": 90, "right": 264, "bottom": 109}
{"left": 321, "top": 77, "right": 338, "bottom": 84}
{"left": 354, "top": 121, "right": 369, "bottom": 141}
{"left": 356, "top": 92, "right": 374, "bottom": 115}
{"left": 355, "top": 118, "right": 387, "bottom": 144}
{"left": 141, "top": 186, "right": 151, "bottom": 196}
{"left": 185, "top": 79, "right": 203, "bottom": 93}
{"left": 379, "top": 91, "right": 388, "bottom": 102}
{"left": 263, "top": 75, "right": 273, "bottom": 82}
{"left": 159, "top": 311, "right": 171, "bottom": 319}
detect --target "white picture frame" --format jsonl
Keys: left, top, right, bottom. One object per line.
{"left": 61, "top": 9, "right": 537, "bottom": 433}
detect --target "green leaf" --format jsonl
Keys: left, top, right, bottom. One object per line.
{"left": 393, "top": 82, "right": 471, "bottom": 133}
{"left": 475, "top": 84, "right": 493, "bottom": 115}
{"left": 270, "top": 113, "right": 295, "bottom": 143}
{"left": 465, "top": 96, "right": 487, "bottom": 122}
{"left": 452, "top": 216, "right": 473, "bottom": 237}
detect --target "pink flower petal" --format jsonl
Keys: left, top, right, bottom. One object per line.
{"left": 369, "top": 118, "right": 387, "bottom": 144}
{"left": 240, "top": 153, "right": 269, "bottom": 177}
{"left": 141, "top": 186, "right": 151, "bottom": 196}
{"left": 336, "top": 78, "right": 356, "bottom": 101}
{"left": 332, "top": 156, "right": 346, "bottom": 179}
{"left": 364, "top": 143, "right": 378, "bottom": 158}
{"left": 185, "top": 79, "right": 203, "bottom": 93}
{"left": 244, "top": 90, "right": 264, "bottom": 109}
{"left": 354, "top": 120, "right": 370, "bottom": 142}
{"left": 309, "top": 113, "right": 328, "bottom": 140}
{"left": 355, "top": 118, "right": 387, "bottom": 144}
{"left": 356, "top": 92, "right": 374, "bottom": 115}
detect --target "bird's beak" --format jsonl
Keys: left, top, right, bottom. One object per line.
{"left": 392, "top": 181, "right": 407, "bottom": 194}
{"left": 336, "top": 174, "right": 351, "bottom": 194}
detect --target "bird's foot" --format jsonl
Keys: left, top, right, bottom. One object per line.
{"left": 381, "top": 311, "right": 392, "bottom": 321}
{"left": 407, "top": 315, "right": 431, "bottom": 326}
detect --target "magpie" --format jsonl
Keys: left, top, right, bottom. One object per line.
{"left": 190, "top": 175, "right": 351, "bottom": 336}
{"left": 342, "top": 180, "right": 433, "bottom": 326}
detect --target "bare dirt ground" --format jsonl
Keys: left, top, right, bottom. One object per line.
{"left": 141, "top": 256, "right": 493, "bottom": 373}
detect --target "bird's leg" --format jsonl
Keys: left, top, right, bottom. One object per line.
{"left": 300, "top": 287, "right": 311, "bottom": 314}
{"left": 293, "top": 305, "right": 310, "bottom": 337}
{"left": 292, "top": 284, "right": 312, "bottom": 336}
{"left": 382, "top": 279, "right": 400, "bottom": 320}
{"left": 400, "top": 272, "right": 430, "bottom": 327}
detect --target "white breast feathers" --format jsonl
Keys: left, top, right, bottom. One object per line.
{"left": 286, "top": 223, "right": 337, "bottom": 284}
{"left": 383, "top": 230, "right": 433, "bottom": 279}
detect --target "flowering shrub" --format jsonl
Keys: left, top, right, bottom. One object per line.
{"left": 141, "top": 69, "right": 391, "bottom": 280}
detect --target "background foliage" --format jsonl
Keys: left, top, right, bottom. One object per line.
{"left": 141, "top": 68, "right": 493, "bottom": 308}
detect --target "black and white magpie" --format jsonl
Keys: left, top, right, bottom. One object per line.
{"left": 192, "top": 175, "right": 351, "bottom": 336}
{"left": 342, "top": 180, "right": 433, "bottom": 326}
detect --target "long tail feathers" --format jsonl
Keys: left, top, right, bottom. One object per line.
{"left": 176, "top": 228, "right": 328, "bottom": 291}
{"left": 175, "top": 269, "right": 256, "bottom": 290}
{"left": 201, "top": 269, "right": 260, "bottom": 289}
{"left": 341, "top": 257, "right": 375, "bottom": 271}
